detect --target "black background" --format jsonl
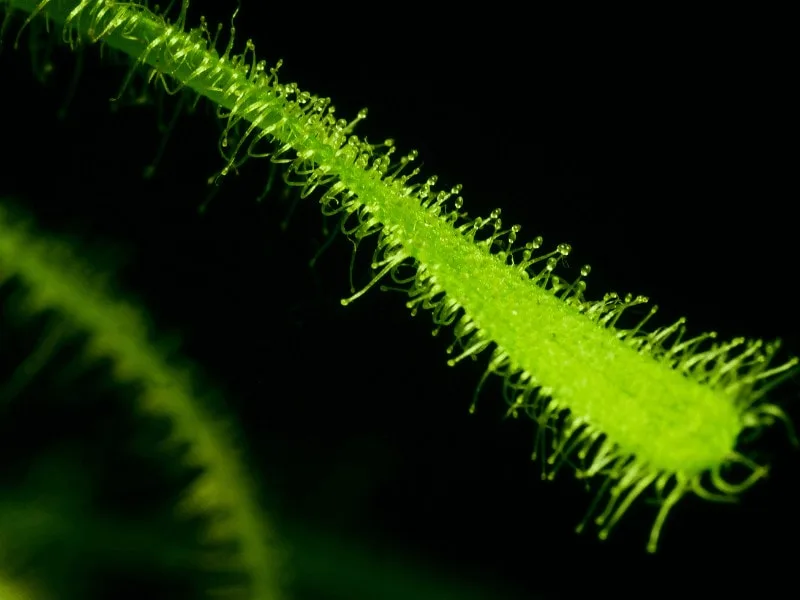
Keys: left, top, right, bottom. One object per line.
{"left": 0, "top": 2, "right": 798, "bottom": 599}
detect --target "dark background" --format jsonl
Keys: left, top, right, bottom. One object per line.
{"left": 0, "top": 1, "right": 797, "bottom": 598}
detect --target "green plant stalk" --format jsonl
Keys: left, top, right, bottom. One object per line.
{"left": 0, "top": 201, "right": 287, "bottom": 599}
{"left": 2, "top": 0, "right": 797, "bottom": 554}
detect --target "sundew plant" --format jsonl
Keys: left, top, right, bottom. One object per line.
{"left": 0, "top": 1, "right": 798, "bottom": 598}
